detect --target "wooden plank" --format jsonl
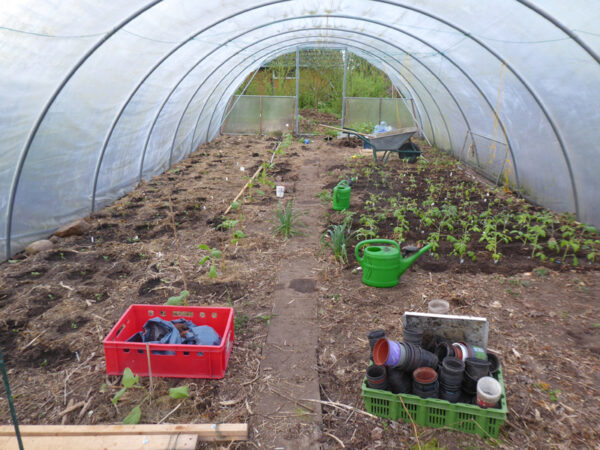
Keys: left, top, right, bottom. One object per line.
{"left": 0, "top": 434, "right": 197, "bottom": 450}
{"left": 0, "top": 424, "right": 247, "bottom": 441}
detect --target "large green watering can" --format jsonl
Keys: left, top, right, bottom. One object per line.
{"left": 355, "top": 239, "right": 432, "bottom": 287}
{"left": 332, "top": 180, "right": 351, "bottom": 211}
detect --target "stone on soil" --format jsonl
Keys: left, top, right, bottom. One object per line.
{"left": 25, "top": 239, "right": 53, "bottom": 255}
{"left": 371, "top": 426, "right": 383, "bottom": 440}
{"left": 54, "top": 218, "right": 90, "bottom": 237}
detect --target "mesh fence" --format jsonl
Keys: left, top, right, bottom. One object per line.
{"left": 222, "top": 95, "right": 295, "bottom": 134}
{"left": 343, "top": 97, "right": 415, "bottom": 129}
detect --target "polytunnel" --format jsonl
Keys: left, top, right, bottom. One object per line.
{"left": 2, "top": 0, "right": 600, "bottom": 261}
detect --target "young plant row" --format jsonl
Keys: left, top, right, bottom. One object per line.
{"left": 321, "top": 150, "right": 599, "bottom": 267}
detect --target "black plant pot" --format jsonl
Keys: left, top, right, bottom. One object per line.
{"left": 403, "top": 327, "right": 424, "bottom": 347}
{"left": 487, "top": 352, "right": 500, "bottom": 376}
{"left": 387, "top": 368, "right": 412, "bottom": 394}
{"left": 366, "top": 365, "right": 389, "bottom": 390}
{"left": 465, "top": 357, "right": 490, "bottom": 379}
{"left": 440, "top": 357, "right": 465, "bottom": 388}
{"left": 367, "top": 329, "right": 386, "bottom": 362}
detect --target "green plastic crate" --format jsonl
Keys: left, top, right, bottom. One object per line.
{"left": 361, "top": 367, "right": 507, "bottom": 438}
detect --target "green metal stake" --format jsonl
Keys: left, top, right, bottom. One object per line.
{"left": 0, "top": 348, "right": 24, "bottom": 450}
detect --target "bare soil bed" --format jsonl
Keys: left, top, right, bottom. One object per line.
{"left": 1, "top": 134, "right": 599, "bottom": 449}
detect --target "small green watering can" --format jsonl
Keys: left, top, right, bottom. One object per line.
{"left": 355, "top": 239, "right": 432, "bottom": 288}
{"left": 332, "top": 179, "right": 351, "bottom": 211}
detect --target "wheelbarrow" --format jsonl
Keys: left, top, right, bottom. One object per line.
{"left": 321, "top": 124, "right": 421, "bottom": 163}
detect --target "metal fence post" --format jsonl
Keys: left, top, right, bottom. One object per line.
{"left": 341, "top": 48, "right": 348, "bottom": 127}
{"left": 295, "top": 48, "right": 300, "bottom": 133}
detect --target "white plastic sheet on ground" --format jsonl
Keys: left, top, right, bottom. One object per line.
{"left": 1, "top": 0, "right": 599, "bottom": 260}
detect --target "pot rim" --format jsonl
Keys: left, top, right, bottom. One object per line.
{"left": 413, "top": 366, "right": 438, "bottom": 384}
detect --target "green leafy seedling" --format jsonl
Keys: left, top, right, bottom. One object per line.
{"left": 122, "top": 406, "right": 142, "bottom": 424}
{"left": 169, "top": 386, "right": 190, "bottom": 399}
{"left": 198, "top": 245, "right": 222, "bottom": 278}
{"left": 112, "top": 368, "right": 139, "bottom": 404}
{"left": 165, "top": 290, "right": 190, "bottom": 306}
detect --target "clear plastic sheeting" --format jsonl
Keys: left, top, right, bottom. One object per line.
{"left": 1, "top": 0, "right": 599, "bottom": 260}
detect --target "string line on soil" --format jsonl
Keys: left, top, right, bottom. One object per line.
{"left": 398, "top": 394, "right": 422, "bottom": 450}
{"left": 167, "top": 190, "right": 188, "bottom": 292}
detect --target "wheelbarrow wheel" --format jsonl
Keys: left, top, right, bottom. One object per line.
{"left": 398, "top": 141, "right": 421, "bottom": 163}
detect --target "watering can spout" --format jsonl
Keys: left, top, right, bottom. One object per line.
{"left": 397, "top": 244, "right": 432, "bottom": 277}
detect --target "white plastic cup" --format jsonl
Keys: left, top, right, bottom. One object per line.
{"left": 276, "top": 186, "right": 285, "bottom": 198}
{"left": 428, "top": 299, "right": 449, "bottom": 314}
{"left": 476, "top": 376, "right": 502, "bottom": 408}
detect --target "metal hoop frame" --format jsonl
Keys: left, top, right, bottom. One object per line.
{"left": 5, "top": 0, "right": 594, "bottom": 256}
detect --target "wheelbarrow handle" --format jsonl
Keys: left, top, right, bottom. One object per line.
{"left": 355, "top": 239, "right": 400, "bottom": 264}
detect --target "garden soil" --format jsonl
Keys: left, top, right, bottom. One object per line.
{"left": 0, "top": 134, "right": 598, "bottom": 449}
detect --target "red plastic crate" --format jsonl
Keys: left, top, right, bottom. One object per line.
{"left": 103, "top": 304, "right": 234, "bottom": 379}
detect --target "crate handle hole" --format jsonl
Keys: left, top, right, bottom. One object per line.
{"left": 160, "top": 310, "right": 166, "bottom": 316}
{"left": 211, "top": 312, "right": 217, "bottom": 318}
{"left": 173, "top": 310, "right": 193, "bottom": 317}
{"left": 183, "top": 351, "right": 190, "bottom": 356}
{"left": 115, "top": 324, "right": 126, "bottom": 338}
{"left": 122, "top": 348, "right": 130, "bottom": 353}
{"left": 151, "top": 350, "right": 175, "bottom": 356}
{"left": 196, "top": 352, "right": 204, "bottom": 357}
{"left": 147, "top": 310, "right": 154, "bottom": 316}
{"left": 199, "top": 312, "right": 205, "bottom": 318}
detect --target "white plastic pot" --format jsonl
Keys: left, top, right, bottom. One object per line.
{"left": 476, "top": 376, "right": 502, "bottom": 408}
{"left": 428, "top": 299, "right": 449, "bottom": 314}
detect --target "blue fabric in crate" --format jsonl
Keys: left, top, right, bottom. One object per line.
{"left": 127, "top": 317, "right": 221, "bottom": 346}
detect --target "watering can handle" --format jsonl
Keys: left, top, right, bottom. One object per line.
{"left": 355, "top": 239, "right": 400, "bottom": 263}
{"left": 334, "top": 180, "right": 348, "bottom": 202}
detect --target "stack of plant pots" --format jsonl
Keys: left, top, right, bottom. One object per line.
{"left": 365, "top": 328, "right": 502, "bottom": 408}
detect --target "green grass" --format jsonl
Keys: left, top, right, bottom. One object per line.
{"left": 321, "top": 218, "right": 355, "bottom": 264}
{"left": 273, "top": 200, "right": 306, "bottom": 238}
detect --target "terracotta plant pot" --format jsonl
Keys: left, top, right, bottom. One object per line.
{"left": 373, "top": 338, "right": 404, "bottom": 367}
{"left": 412, "top": 366, "right": 438, "bottom": 384}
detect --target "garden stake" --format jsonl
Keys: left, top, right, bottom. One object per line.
{"left": 168, "top": 191, "right": 188, "bottom": 293}
{"left": 223, "top": 164, "right": 265, "bottom": 216}
{"left": 0, "top": 347, "right": 24, "bottom": 450}
{"left": 145, "top": 343, "right": 154, "bottom": 395}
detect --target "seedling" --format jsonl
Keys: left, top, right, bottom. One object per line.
{"left": 317, "top": 190, "right": 333, "bottom": 205}
{"left": 217, "top": 219, "right": 239, "bottom": 231}
{"left": 321, "top": 218, "right": 355, "bottom": 264}
{"left": 109, "top": 367, "right": 189, "bottom": 424}
{"left": 231, "top": 230, "right": 246, "bottom": 244}
{"left": 234, "top": 314, "right": 249, "bottom": 332}
{"left": 165, "top": 290, "right": 190, "bottom": 306}
{"left": 273, "top": 200, "right": 306, "bottom": 238}
{"left": 198, "top": 245, "right": 222, "bottom": 278}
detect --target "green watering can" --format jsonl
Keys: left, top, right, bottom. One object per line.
{"left": 355, "top": 239, "right": 432, "bottom": 288}
{"left": 332, "top": 179, "right": 351, "bottom": 211}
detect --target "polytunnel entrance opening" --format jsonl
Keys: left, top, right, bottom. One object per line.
{"left": 221, "top": 48, "right": 412, "bottom": 136}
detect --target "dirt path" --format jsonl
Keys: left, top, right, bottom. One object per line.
{"left": 253, "top": 154, "right": 325, "bottom": 448}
